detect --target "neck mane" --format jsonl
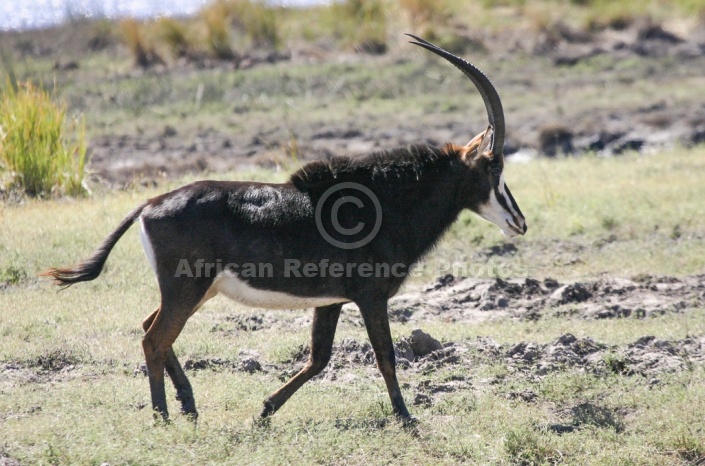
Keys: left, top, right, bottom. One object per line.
{"left": 290, "top": 143, "right": 468, "bottom": 188}
{"left": 290, "top": 143, "right": 470, "bottom": 265}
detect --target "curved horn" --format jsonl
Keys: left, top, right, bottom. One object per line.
{"left": 406, "top": 33, "right": 506, "bottom": 157}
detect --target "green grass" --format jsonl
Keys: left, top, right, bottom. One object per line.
{"left": 1, "top": 148, "right": 704, "bottom": 464}
{"left": 3, "top": 2, "right": 705, "bottom": 462}
{"left": 414, "top": 148, "right": 705, "bottom": 285}
{"left": 0, "top": 79, "right": 88, "bottom": 197}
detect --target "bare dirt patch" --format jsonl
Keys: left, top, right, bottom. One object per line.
{"left": 261, "top": 328, "right": 705, "bottom": 409}
{"left": 388, "top": 274, "right": 705, "bottom": 323}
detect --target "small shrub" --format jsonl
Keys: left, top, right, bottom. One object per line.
{"left": 571, "top": 402, "right": 624, "bottom": 432}
{"left": 0, "top": 79, "right": 88, "bottom": 197}
{"left": 119, "top": 18, "right": 164, "bottom": 67}
{"left": 570, "top": 220, "right": 585, "bottom": 236}
{"left": 200, "top": 0, "right": 280, "bottom": 53}
{"left": 670, "top": 224, "right": 682, "bottom": 240}
{"left": 202, "top": 1, "right": 236, "bottom": 59}
{"left": 333, "top": 0, "right": 388, "bottom": 54}
{"left": 0, "top": 265, "right": 26, "bottom": 285}
{"left": 232, "top": 0, "right": 280, "bottom": 48}
{"left": 603, "top": 352, "right": 628, "bottom": 374}
{"left": 156, "top": 17, "right": 193, "bottom": 58}
{"left": 30, "top": 348, "right": 83, "bottom": 372}
{"left": 601, "top": 215, "right": 618, "bottom": 231}
{"left": 88, "top": 19, "right": 116, "bottom": 51}
{"left": 399, "top": 0, "right": 451, "bottom": 25}
{"left": 504, "top": 428, "right": 561, "bottom": 465}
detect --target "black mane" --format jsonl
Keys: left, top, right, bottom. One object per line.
{"left": 289, "top": 144, "right": 459, "bottom": 192}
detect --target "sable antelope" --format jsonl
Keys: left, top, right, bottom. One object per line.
{"left": 43, "top": 35, "right": 526, "bottom": 423}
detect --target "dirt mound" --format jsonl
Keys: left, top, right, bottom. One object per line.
{"left": 545, "top": 402, "right": 625, "bottom": 434}
{"left": 180, "top": 350, "right": 264, "bottom": 374}
{"left": 224, "top": 313, "right": 274, "bottom": 332}
{"left": 476, "top": 332, "right": 705, "bottom": 377}
{"left": 266, "top": 324, "right": 705, "bottom": 385}
{"left": 210, "top": 311, "right": 312, "bottom": 335}
{"left": 389, "top": 274, "right": 705, "bottom": 323}
{"left": 615, "top": 335, "right": 705, "bottom": 376}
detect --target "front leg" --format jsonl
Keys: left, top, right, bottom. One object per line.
{"left": 356, "top": 297, "right": 411, "bottom": 420}
{"left": 260, "top": 303, "right": 342, "bottom": 418}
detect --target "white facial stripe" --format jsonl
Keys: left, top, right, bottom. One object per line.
{"left": 498, "top": 174, "right": 520, "bottom": 220}
{"left": 498, "top": 173, "right": 506, "bottom": 195}
{"left": 213, "top": 272, "right": 347, "bottom": 310}
{"left": 478, "top": 190, "right": 513, "bottom": 237}
{"left": 477, "top": 185, "right": 525, "bottom": 238}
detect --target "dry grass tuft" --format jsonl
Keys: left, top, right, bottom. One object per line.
{"left": 202, "top": 1, "right": 237, "bottom": 59}
{"left": 156, "top": 17, "right": 194, "bottom": 58}
{"left": 119, "top": 18, "right": 164, "bottom": 68}
{"left": 333, "top": 0, "right": 388, "bottom": 54}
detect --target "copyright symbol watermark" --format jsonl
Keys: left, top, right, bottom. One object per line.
{"left": 315, "top": 182, "right": 382, "bottom": 250}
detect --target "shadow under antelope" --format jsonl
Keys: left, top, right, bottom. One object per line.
{"left": 43, "top": 35, "right": 527, "bottom": 423}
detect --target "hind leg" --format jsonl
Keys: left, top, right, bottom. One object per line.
{"left": 142, "top": 284, "right": 209, "bottom": 421}
{"left": 143, "top": 309, "right": 197, "bottom": 418}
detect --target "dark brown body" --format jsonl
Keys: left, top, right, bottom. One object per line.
{"left": 43, "top": 36, "right": 527, "bottom": 423}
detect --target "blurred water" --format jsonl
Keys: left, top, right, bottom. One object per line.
{"left": 0, "top": 0, "right": 326, "bottom": 31}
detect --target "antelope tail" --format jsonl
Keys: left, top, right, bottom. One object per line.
{"left": 41, "top": 203, "right": 148, "bottom": 287}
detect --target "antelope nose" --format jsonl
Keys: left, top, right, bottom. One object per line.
{"left": 522, "top": 223, "right": 528, "bottom": 234}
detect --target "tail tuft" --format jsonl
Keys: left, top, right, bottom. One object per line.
{"left": 41, "top": 202, "right": 147, "bottom": 288}
{"left": 40, "top": 263, "right": 103, "bottom": 288}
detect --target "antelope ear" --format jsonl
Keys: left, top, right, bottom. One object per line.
{"left": 462, "top": 126, "right": 494, "bottom": 162}
{"left": 474, "top": 126, "right": 494, "bottom": 160}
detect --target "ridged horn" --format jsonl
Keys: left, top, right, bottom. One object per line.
{"left": 407, "top": 33, "right": 506, "bottom": 158}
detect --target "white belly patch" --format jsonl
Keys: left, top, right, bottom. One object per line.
{"left": 139, "top": 219, "right": 345, "bottom": 310}
{"left": 212, "top": 273, "right": 347, "bottom": 310}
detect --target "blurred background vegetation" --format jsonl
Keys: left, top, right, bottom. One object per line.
{"left": 107, "top": 0, "right": 705, "bottom": 65}
{"left": 1, "top": 0, "right": 704, "bottom": 197}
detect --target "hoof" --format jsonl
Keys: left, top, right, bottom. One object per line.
{"left": 253, "top": 416, "right": 271, "bottom": 429}
{"left": 183, "top": 411, "right": 199, "bottom": 424}
{"left": 152, "top": 407, "right": 170, "bottom": 424}
{"left": 153, "top": 415, "right": 171, "bottom": 426}
{"left": 259, "top": 400, "right": 276, "bottom": 418}
{"left": 398, "top": 414, "right": 419, "bottom": 428}
{"left": 176, "top": 392, "right": 197, "bottom": 415}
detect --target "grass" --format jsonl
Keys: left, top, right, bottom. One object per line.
{"left": 201, "top": 1, "right": 236, "bottom": 60}
{"left": 119, "top": 18, "right": 164, "bottom": 68}
{"left": 332, "top": 0, "right": 388, "bottom": 53}
{"left": 230, "top": 0, "right": 280, "bottom": 48}
{"left": 1, "top": 148, "right": 705, "bottom": 464}
{"left": 2, "top": 1, "right": 705, "bottom": 462}
{"left": 0, "top": 79, "right": 88, "bottom": 197}
{"left": 156, "top": 17, "right": 193, "bottom": 59}
{"left": 10, "top": 31, "right": 701, "bottom": 169}
{"left": 107, "top": 0, "right": 705, "bottom": 68}
{"left": 413, "top": 148, "right": 705, "bottom": 284}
